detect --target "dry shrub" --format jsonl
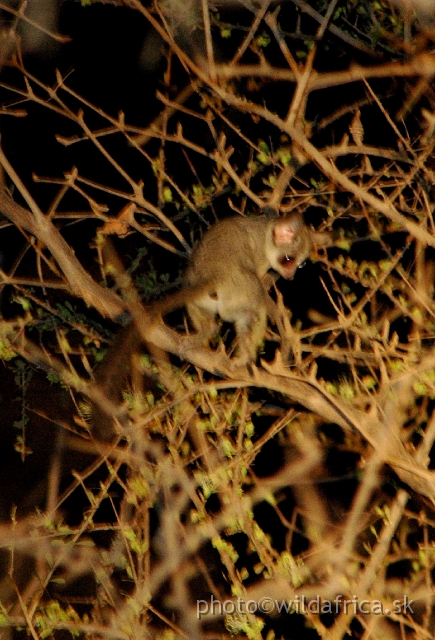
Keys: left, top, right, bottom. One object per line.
{"left": 0, "top": 1, "right": 435, "bottom": 638}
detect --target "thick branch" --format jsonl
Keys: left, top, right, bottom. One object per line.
{"left": 0, "top": 188, "right": 123, "bottom": 319}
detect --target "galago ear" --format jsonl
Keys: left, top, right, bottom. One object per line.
{"left": 273, "top": 214, "right": 304, "bottom": 246}
{"left": 310, "top": 229, "right": 333, "bottom": 248}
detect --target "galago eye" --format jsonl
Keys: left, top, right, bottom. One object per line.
{"left": 298, "top": 260, "right": 306, "bottom": 269}
{"left": 280, "top": 255, "right": 295, "bottom": 266}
